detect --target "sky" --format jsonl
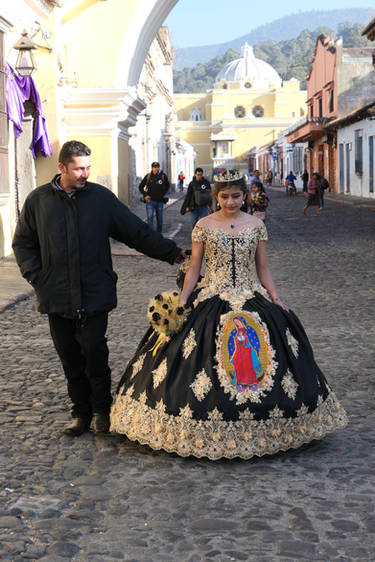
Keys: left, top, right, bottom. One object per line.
{"left": 164, "top": 0, "right": 372, "bottom": 48}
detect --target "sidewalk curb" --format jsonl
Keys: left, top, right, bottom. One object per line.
{"left": 0, "top": 195, "right": 187, "bottom": 314}
{"left": 0, "top": 289, "right": 34, "bottom": 314}
{"left": 267, "top": 186, "right": 375, "bottom": 210}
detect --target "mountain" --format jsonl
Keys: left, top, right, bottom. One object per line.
{"left": 173, "top": 8, "right": 374, "bottom": 69}
{"left": 173, "top": 22, "right": 373, "bottom": 93}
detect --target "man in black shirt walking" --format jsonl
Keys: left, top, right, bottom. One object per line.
{"left": 139, "top": 162, "right": 170, "bottom": 233}
{"left": 180, "top": 167, "right": 212, "bottom": 228}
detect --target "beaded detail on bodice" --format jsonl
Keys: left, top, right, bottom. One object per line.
{"left": 192, "top": 224, "right": 269, "bottom": 308}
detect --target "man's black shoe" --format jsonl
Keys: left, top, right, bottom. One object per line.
{"left": 92, "top": 413, "right": 110, "bottom": 434}
{"left": 63, "top": 418, "right": 91, "bottom": 437}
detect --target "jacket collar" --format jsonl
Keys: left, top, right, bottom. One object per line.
{"left": 51, "top": 174, "right": 89, "bottom": 196}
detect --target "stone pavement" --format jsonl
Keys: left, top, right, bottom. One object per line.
{"left": 0, "top": 189, "right": 375, "bottom": 560}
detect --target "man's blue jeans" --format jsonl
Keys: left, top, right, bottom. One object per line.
{"left": 191, "top": 205, "right": 210, "bottom": 228}
{"left": 146, "top": 200, "right": 164, "bottom": 233}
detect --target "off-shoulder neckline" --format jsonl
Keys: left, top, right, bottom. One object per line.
{"left": 194, "top": 224, "right": 266, "bottom": 236}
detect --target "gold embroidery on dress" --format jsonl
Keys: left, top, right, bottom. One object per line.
{"left": 190, "top": 369, "right": 212, "bottom": 402}
{"left": 152, "top": 358, "right": 168, "bottom": 389}
{"left": 110, "top": 391, "right": 348, "bottom": 460}
{"left": 281, "top": 369, "right": 299, "bottom": 399}
{"left": 130, "top": 353, "right": 146, "bottom": 380}
{"left": 182, "top": 329, "right": 197, "bottom": 359}
{"left": 268, "top": 406, "right": 285, "bottom": 419}
{"left": 191, "top": 226, "right": 270, "bottom": 309}
{"left": 286, "top": 328, "right": 299, "bottom": 357}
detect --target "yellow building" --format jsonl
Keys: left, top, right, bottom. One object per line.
{"left": 0, "top": 0, "right": 181, "bottom": 257}
{"left": 174, "top": 43, "right": 307, "bottom": 178}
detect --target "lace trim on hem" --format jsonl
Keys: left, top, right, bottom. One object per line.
{"left": 110, "top": 392, "right": 348, "bottom": 461}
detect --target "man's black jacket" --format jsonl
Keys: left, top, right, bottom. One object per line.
{"left": 180, "top": 177, "right": 211, "bottom": 215}
{"left": 12, "top": 177, "right": 180, "bottom": 318}
{"left": 139, "top": 171, "right": 169, "bottom": 202}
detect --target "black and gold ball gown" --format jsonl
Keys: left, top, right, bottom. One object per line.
{"left": 110, "top": 223, "right": 347, "bottom": 460}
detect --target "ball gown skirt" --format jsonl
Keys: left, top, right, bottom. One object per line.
{"left": 110, "top": 224, "right": 347, "bottom": 460}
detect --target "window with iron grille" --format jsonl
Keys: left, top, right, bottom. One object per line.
{"left": 234, "top": 105, "right": 246, "bottom": 118}
{"left": 329, "top": 90, "right": 334, "bottom": 113}
{"left": 354, "top": 129, "right": 363, "bottom": 177}
{"left": 252, "top": 105, "right": 264, "bottom": 118}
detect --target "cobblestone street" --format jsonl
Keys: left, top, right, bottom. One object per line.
{"left": 0, "top": 189, "right": 374, "bottom": 561}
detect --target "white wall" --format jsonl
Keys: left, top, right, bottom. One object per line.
{"left": 338, "top": 118, "right": 375, "bottom": 198}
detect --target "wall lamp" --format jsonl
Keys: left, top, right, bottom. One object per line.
{"left": 13, "top": 30, "right": 37, "bottom": 76}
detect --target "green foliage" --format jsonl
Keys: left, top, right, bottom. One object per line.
{"left": 173, "top": 22, "right": 373, "bottom": 92}
{"left": 174, "top": 49, "right": 240, "bottom": 93}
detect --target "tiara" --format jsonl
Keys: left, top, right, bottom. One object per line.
{"left": 214, "top": 169, "right": 243, "bottom": 183}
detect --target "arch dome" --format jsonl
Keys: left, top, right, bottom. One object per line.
{"left": 215, "top": 43, "right": 282, "bottom": 89}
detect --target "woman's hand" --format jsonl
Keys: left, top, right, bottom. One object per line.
{"left": 272, "top": 297, "right": 289, "bottom": 312}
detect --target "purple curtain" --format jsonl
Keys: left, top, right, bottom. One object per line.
{"left": 5, "top": 63, "right": 52, "bottom": 158}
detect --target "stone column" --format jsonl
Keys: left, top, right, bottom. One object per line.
{"left": 118, "top": 91, "right": 147, "bottom": 205}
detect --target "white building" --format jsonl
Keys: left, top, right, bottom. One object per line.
{"left": 129, "top": 26, "right": 194, "bottom": 202}
{"left": 329, "top": 102, "right": 375, "bottom": 197}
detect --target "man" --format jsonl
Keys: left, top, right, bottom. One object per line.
{"left": 249, "top": 169, "right": 261, "bottom": 187}
{"left": 180, "top": 167, "right": 212, "bottom": 228}
{"left": 301, "top": 169, "right": 309, "bottom": 193}
{"left": 139, "top": 162, "right": 170, "bottom": 233}
{"left": 285, "top": 170, "right": 297, "bottom": 195}
{"left": 12, "top": 141, "right": 184, "bottom": 437}
{"left": 316, "top": 171, "right": 329, "bottom": 210}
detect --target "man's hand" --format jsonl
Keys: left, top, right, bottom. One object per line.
{"left": 174, "top": 250, "right": 187, "bottom": 264}
{"left": 144, "top": 195, "right": 151, "bottom": 203}
{"left": 185, "top": 207, "right": 189, "bottom": 212}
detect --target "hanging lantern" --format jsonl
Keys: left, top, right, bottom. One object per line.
{"left": 13, "top": 30, "right": 37, "bottom": 77}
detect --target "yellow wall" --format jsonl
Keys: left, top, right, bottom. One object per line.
{"left": 175, "top": 83, "right": 306, "bottom": 173}
{"left": 117, "top": 137, "right": 130, "bottom": 205}
{"left": 66, "top": 134, "right": 113, "bottom": 179}
{"left": 62, "top": 0, "right": 139, "bottom": 88}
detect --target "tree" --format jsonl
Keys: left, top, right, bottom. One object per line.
{"left": 173, "top": 22, "right": 373, "bottom": 93}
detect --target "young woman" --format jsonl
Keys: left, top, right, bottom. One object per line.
{"left": 249, "top": 180, "right": 269, "bottom": 221}
{"left": 111, "top": 170, "right": 347, "bottom": 460}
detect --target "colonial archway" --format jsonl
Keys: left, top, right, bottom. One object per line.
{"left": 61, "top": 0, "right": 180, "bottom": 203}
{"left": 116, "top": 0, "right": 178, "bottom": 88}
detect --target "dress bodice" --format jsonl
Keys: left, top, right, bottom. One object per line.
{"left": 192, "top": 224, "right": 269, "bottom": 307}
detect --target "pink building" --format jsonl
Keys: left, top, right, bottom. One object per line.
{"left": 287, "top": 35, "right": 338, "bottom": 189}
{"left": 287, "top": 33, "right": 375, "bottom": 192}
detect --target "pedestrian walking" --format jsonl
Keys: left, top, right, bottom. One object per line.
{"left": 111, "top": 169, "right": 347, "bottom": 459}
{"left": 318, "top": 173, "right": 329, "bottom": 210}
{"left": 177, "top": 171, "right": 185, "bottom": 192}
{"left": 180, "top": 167, "right": 212, "bottom": 228}
{"left": 12, "top": 141, "right": 185, "bottom": 437}
{"left": 266, "top": 170, "right": 273, "bottom": 186}
{"left": 139, "top": 161, "right": 170, "bottom": 233}
{"left": 302, "top": 171, "right": 321, "bottom": 215}
{"left": 301, "top": 169, "right": 309, "bottom": 193}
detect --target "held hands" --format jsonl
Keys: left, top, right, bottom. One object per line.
{"left": 174, "top": 250, "right": 187, "bottom": 264}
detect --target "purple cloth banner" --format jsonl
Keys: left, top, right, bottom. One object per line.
{"left": 5, "top": 63, "right": 52, "bottom": 158}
